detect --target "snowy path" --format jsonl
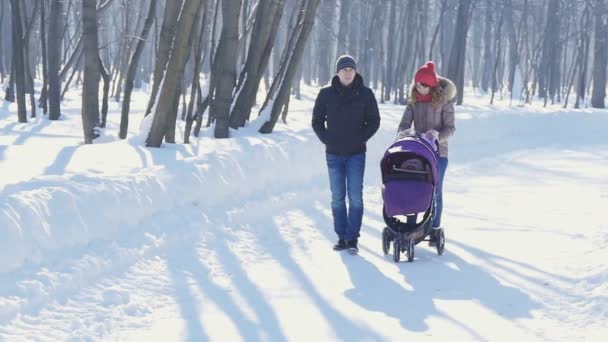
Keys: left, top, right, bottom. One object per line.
{"left": 1, "top": 87, "right": 607, "bottom": 341}
{"left": 2, "top": 147, "right": 607, "bottom": 341}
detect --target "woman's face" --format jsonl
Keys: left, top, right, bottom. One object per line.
{"left": 416, "top": 82, "right": 431, "bottom": 95}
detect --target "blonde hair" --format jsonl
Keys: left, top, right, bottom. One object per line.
{"left": 408, "top": 82, "right": 442, "bottom": 107}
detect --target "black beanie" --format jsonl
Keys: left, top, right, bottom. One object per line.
{"left": 336, "top": 55, "right": 357, "bottom": 73}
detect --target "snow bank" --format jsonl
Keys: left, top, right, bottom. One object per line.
{"left": 0, "top": 130, "right": 330, "bottom": 274}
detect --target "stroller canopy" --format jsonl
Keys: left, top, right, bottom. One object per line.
{"left": 380, "top": 136, "right": 440, "bottom": 217}
{"left": 381, "top": 136, "right": 439, "bottom": 187}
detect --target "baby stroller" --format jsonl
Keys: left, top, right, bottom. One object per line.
{"left": 380, "top": 131, "right": 445, "bottom": 262}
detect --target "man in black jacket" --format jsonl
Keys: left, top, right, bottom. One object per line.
{"left": 312, "top": 55, "right": 380, "bottom": 254}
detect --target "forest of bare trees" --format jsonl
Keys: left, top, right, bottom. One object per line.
{"left": 1, "top": 0, "right": 607, "bottom": 145}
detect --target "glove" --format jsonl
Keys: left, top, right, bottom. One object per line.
{"left": 421, "top": 130, "right": 439, "bottom": 151}
{"left": 397, "top": 128, "right": 415, "bottom": 140}
{"left": 426, "top": 129, "right": 439, "bottom": 140}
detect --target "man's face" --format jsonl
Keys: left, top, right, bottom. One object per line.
{"left": 337, "top": 67, "right": 356, "bottom": 86}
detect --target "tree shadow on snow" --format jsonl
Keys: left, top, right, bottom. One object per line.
{"left": 44, "top": 145, "right": 78, "bottom": 175}
{"left": 164, "top": 211, "right": 290, "bottom": 341}
{"left": 342, "top": 240, "right": 542, "bottom": 337}
{"left": 204, "top": 199, "right": 382, "bottom": 341}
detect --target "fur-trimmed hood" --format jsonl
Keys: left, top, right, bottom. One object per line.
{"left": 409, "top": 76, "right": 457, "bottom": 104}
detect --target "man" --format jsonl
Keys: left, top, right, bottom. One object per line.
{"left": 312, "top": 55, "right": 381, "bottom": 254}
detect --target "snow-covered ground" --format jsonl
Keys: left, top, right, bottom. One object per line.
{"left": 0, "top": 83, "right": 607, "bottom": 341}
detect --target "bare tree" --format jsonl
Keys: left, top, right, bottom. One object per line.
{"left": 480, "top": 0, "right": 493, "bottom": 93}
{"left": 335, "top": 0, "right": 350, "bottom": 58}
{"left": 82, "top": 0, "right": 101, "bottom": 143}
{"left": 39, "top": 0, "right": 49, "bottom": 115}
{"left": 504, "top": 0, "right": 519, "bottom": 97}
{"left": 211, "top": 0, "right": 242, "bottom": 138}
{"left": 228, "top": 0, "right": 286, "bottom": 128}
{"left": 259, "top": 0, "right": 321, "bottom": 134}
{"left": 184, "top": 0, "right": 210, "bottom": 144}
{"left": 48, "top": 0, "right": 64, "bottom": 120}
{"left": 537, "top": 0, "right": 561, "bottom": 104}
{"left": 0, "top": 0, "right": 5, "bottom": 80}
{"left": 446, "top": 0, "right": 473, "bottom": 105}
{"left": 574, "top": 2, "right": 592, "bottom": 109}
{"left": 144, "top": 0, "right": 184, "bottom": 117}
{"left": 10, "top": 0, "right": 28, "bottom": 123}
{"left": 120, "top": 0, "right": 157, "bottom": 139}
{"left": 591, "top": 0, "right": 607, "bottom": 108}
{"left": 384, "top": 0, "right": 397, "bottom": 102}
{"left": 147, "top": 0, "right": 203, "bottom": 147}
{"left": 316, "top": 0, "right": 335, "bottom": 86}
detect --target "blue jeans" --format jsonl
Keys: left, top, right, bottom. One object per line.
{"left": 433, "top": 157, "right": 449, "bottom": 227}
{"left": 326, "top": 153, "right": 366, "bottom": 241}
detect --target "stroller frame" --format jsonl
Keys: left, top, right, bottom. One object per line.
{"left": 380, "top": 137, "right": 446, "bottom": 262}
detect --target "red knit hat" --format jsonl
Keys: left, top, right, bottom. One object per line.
{"left": 415, "top": 61, "right": 439, "bottom": 87}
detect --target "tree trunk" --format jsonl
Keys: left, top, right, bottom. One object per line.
{"left": 185, "top": 0, "right": 209, "bottom": 144}
{"left": 470, "top": 4, "right": 482, "bottom": 89}
{"left": 59, "top": 38, "right": 83, "bottom": 82}
{"left": 575, "top": 3, "right": 592, "bottom": 109}
{"left": 316, "top": 0, "right": 334, "bottom": 86}
{"left": 144, "top": 0, "right": 184, "bottom": 117}
{"left": 39, "top": 0, "right": 49, "bottom": 115}
{"left": 99, "top": 57, "right": 110, "bottom": 127}
{"left": 446, "top": 0, "right": 473, "bottom": 105}
{"left": 396, "top": 0, "right": 417, "bottom": 104}
{"left": 21, "top": 0, "right": 37, "bottom": 118}
{"left": 359, "top": 1, "right": 381, "bottom": 82}
{"left": 490, "top": 8, "right": 504, "bottom": 104}
{"left": 211, "top": 0, "right": 242, "bottom": 138}
{"left": 591, "top": 0, "right": 607, "bottom": 108}
{"left": 120, "top": 0, "right": 157, "bottom": 139}
{"left": 228, "top": 0, "right": 286, "bottom": 128}
{"left": 538, "top": 0, "right": 560, "bottom": 101}
{"left": 147, "top": 0, "right": 203, "bottom": 147}
{"left": 61, "top": 49, "right": 83, "bottom": 100}
{"left": 384, "top": 0, "right": 397, "bottom": 102}
{"left": 10, "top": 0, "right": 27, "bottom": 123}
{"left": 259, "top": 0, "right": 321, "bottom": 134}
{"left": 0, "top": 0, "right": 5, "bottom": 79}
{"left": 480, "top": 0, "right": 493, "bottom": 92}
{"left": 335, "top": 0, "right": 350, "bottom": 57}
{"left": 504, "top": 0, "right": 518, "bottom": 97}
{"left": 47, "top": 0, "right": 64, "bottom": 120}
{"left": 197, "top": 0, "right": 221, "bottom": 134}
{"left": 82, "top": 0, "right": 101, "bottom": 143}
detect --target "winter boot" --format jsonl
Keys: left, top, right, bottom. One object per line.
{"left": 333, "top": 239, "right": 348, "bottom": 251}
{"left": 429, "top": 227, "right": 441, "bottom": 247}
{"left": 347, "top": 239, "right": 359, "bottom": 255}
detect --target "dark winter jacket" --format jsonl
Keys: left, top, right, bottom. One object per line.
{"left": 397, "top": 76, "right": 456, "bottom": 157}
{"left": 312, "top": 74, "right": 380, "bottom": 156}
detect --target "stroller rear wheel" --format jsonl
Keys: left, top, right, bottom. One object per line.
{"left": 382, "top": 227, "right": 391, "bottom": 255}
{"left": 436, "top": 228, "right": 445, "bottom": 255}
{"left": 407, "top": 238, "right": 415, "bottom": 262}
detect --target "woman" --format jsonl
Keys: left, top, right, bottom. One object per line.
{"left": 397, "top": 61, "right": 456, "bottom": 240}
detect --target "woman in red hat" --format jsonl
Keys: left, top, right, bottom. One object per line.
{"left": 397, "top": 61, "right": 456, "bottom": 244}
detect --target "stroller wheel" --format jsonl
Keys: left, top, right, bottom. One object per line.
{"left": 436, "top": 229, "right": 445, "bottom": 255}
{"left": 382, "top": 228, "right": 391, "bottom": 255}
{"left": 393, "top": 236, "right": 401, "bottom": 262}
{"left": 407, "top": 238, "right": 415, "bottom": 262}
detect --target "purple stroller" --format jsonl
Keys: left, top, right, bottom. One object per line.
{"left": 380, "top": 134, "right": 445, "bottom": 262}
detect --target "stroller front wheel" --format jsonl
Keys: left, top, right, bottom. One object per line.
{"left": 393, "top": 236, "right": 401, "bottom": 262}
